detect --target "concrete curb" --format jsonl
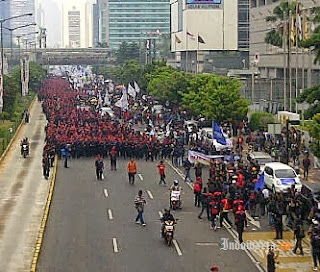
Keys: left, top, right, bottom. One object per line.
{"left": 0, "top": 96, "right": 37, "bottom": 165}
{"left": 30, "top": 156, "right": 58, "bottom": 272}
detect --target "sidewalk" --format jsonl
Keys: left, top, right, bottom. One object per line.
{"left": 0, "top": 99, "right": 50, "bottom": 272}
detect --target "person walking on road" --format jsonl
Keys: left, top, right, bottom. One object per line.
{"left": 127, "top": 158, "right": 137, "bottom": 184}
{"left": 198, "top": 187, "right": 210, "bottom": 220}
{"left": 267, "top": 246, "right": 279, "bottom": 272}
{"left": 42, "top": 154, "right": 50, "bottom": 180}
{"left": 235, "top": 207, "right": 246, "bottom": 243}
{"left": 303, "top": 155, "right": 311, "bottom": 180}
{"left": 183, "top": 159, "right": 192, "bottom": 182}
{"left": 157, "top": 160, "right": 166, "bottom": 185}
{"left": 134, "top": 190, "right": 146, "bottom": 226}
{"left": 293, "top": 218, "right": 304, "bottom": 255}
{"left": 110, "top": 146, "right": 117, "bottom": 170}
{"left": 95, "top": 154, "right": 104, "bottom": 180}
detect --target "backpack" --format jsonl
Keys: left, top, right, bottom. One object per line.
{"left": 211, "top": 201, "right": 220, "bottom": 215}
{"left": 194, "top": 183, "right": 201, "bottom": 194}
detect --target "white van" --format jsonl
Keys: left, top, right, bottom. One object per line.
{"left": 263, "top": 162, "right": 302, "bottom": 193}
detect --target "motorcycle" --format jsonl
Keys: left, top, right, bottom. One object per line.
{"left": 163, "top": 220, "right": 176, "bottom": 246}
{"left": 170, "top": 190, "right": 181, "bottom": 210}
{"left": 22, "top": 144, "right": 29, "bottom": 158}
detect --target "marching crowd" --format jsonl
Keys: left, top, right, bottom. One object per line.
{"left": 36, "top": 70, "right": 320, "bottom": 271}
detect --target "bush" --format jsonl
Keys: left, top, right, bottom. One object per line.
{"left": 250, "top": 112, "right": 275, "bottom": 131}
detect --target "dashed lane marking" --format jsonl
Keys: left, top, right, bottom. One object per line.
{"left": 172, "top": 239, "right": 182, "bottom": 256}
{"left": 158, "top": 211, "right": 163, "bottom": 218}
{"left": 245, "top": 211, "right": 261, "bottom": 229}
{"left": 112, "top": 238, "right": 119, "bottom": 253}
{"left": 138, "top": 174, "right": 143, "bottom": 181}
{"left": 104, "top": 189, "right": 109, "bottom": 198}
{"left": 186, "top": 181, "right": 194, "bottom": 190}
{"left": 147, "top": 190, "right": 154, "bottom": 199}
{"left": 195, "top": 242, "right": 219, "bottom": 247}
{"left": 108, "top": 209, "right": 113, "bottom": 220}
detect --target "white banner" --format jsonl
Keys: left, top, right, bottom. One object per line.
{"left": 188, "top": 150, "right": 224, "bottom": 166}
{"left": 127, "top": 83, "right": 136, "bottom": 99}
{"left": 134, "top": 81, "right": 140, "bottom": 93}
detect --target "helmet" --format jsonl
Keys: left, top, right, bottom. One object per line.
{"left": 174, "top": 179, "right": 179, "bottom": 185}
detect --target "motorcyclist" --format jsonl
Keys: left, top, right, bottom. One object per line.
{"left": 170, "top": 179, "right": 182, "bottom": 208}
{"left": 160, "top": 209, "right": 175, "bottom": 238}
{"left": 20, "top": 137, "right": 30, "bottom": 155}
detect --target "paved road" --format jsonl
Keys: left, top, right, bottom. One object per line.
{"left": 0, "top": 99, "right": 49, "bottom": 272}
{"left": 38, "top": 158, "right": 260, "bottom": 272}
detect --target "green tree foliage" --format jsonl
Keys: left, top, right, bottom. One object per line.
{"left": 305, "top": 113, "right": 320, "bottom": 157}
{"left": 180, "top": 74, "right": 249, "bottom": 123}
{"left": 249, "top": 112, "right": 275, "bottom": 131}
{"left": 115, "top": 42, "right": 140, "bottom": 65}
{"left": 296, "top": 85, "right": 320, "bottom": 118}
{"left": 265, "top": 1, "right": 298, "bottom": 48}
{"left": 147, "top": 66, "right": 190, "bottom": 104}
{"left": 115, "top": 60, "right": 143, "bottom": 86}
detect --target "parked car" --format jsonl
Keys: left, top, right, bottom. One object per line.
{"left": 248, "top": 151, "right": 274, "bottom": 172}
{"left": 199, "top": 127, "right": 232, "bottom": 151}
{"left": 263, "top": 162, "right": 302, "bottom": 193}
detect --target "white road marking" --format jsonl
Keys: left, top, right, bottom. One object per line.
{"left": 158, "top": 211, "right": 163, "bottom": 218}
{"left": 172, "top": 239, "right": 182, "bottom": 256}
{"left": 108, "top": 209, "right": 113, "bottom": 220}
{"left": 245, "top": 211, "right": 261, "bottom": 229}
{"left": 147, "top": 190, "right": 154, "bottom": 199}
{"left": 104, "top": 189, "right": 109, "bottom": 198}
{"left": 222, "top": 222, "right": 264, "bottom": 272}
{"left": 195, "top": 242, "right": 219, "bottom": 246}
{"left": 186, "top": 181, "right": 194, "bottom": 190}
{"left": 112, "top": 238, "right": 119, "bottom": 253}
{"left": 138, "top": 174, "right": 143, "bottom": 181}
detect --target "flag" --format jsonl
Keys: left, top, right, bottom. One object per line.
{"left": 134, "top": 81, "right": 140, "bottom": 93}
{"left": 297, "top": 4, "right": 302, "bottom": 41}
{"left": 109, "top": 82, "right": 114, "bottom": 92}
{"left": 104, "top": 91, "right": 111, "bottom": 106}
{"left": 212, "top": 121, "right": 227, "bottom": 145}
{"left": 187, "top": 31, "right": 195, "bottom": 40}
{"left": 198, "top": 34, "right": 205, "bottom": 44}
{"left": 303, "top": 14, "right": 309, "bottom": 40}
{"left": 290, "top": 15, "right": 295, "bottom": 47}
{"left": 166, "top": 119, "right": 172, "bottom": 133}
{"left": 156, "top": 29, "right": 162, "bottom": 36}
{"left": 175, "top": 35, "right": 182, "bottom": 44}
{"left": 115, "top": 88, "right": 128, "bottom": 110}
{"left": 254, "top": 173, "right": 265, "bottom": 192}
{"left": 127, "top": 83, "right": 136, "bottom": 99}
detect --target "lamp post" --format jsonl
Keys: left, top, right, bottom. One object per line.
{"left": 3, "top": 23, "right": 36, "bottom": 57}
{"left": 1, "top": 13, "right": 33, "bottom": 77}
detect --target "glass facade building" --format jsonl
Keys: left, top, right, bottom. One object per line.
{"left": 108, "top": 0, "right": 170, "bottom": 49}
{"left": 238, "top": 0, "right": 249, "bottom": 51}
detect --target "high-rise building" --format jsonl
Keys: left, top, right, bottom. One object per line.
{"left": 0, "top": 0, "right": 11, "bottom": 46}
{"left": 61, "top": 2, "right": 93, "bottom": 48}
{"left": 9, "top": 0, "right": 36, "bottom": 44}
{"left": 249, "top": 0, "right": 320, "bottom": 107}
{"left": 106, "top": 0, "right": 170, "bottom": 49}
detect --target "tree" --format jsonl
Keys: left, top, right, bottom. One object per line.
{"left": 147, "top": 66, "right": 190, "bottom": 104}
{"left": 296, "top": 85, "right": 320, "bottom": 118}
{"left": 115, "top": 42, "right": 140, "bottom": 65}
{"left": 116, "top": 60, "right": 143, "bottom": 86}
{"left": 305, "top": 113, "right": 320, "bottom": 157}
{"left": 265, "top": 1, "right": 298, "bottom": 48}
{"left": 249, "top": 112, "right": 275, "bottom": 131}
{"left": 180, "top": 74, "right": 249, "bottom": 123}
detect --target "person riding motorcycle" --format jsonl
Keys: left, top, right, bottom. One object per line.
{"left": 160, "top": 209, "right": 176, "bottom": 238}
{"left": 169, "top": 179, "right": 182, "bottom": 208}
{"left": 20, "top": 137, "right": 30, "bottom": 155}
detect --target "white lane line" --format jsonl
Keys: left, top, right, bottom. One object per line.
{"left": 172, "top": 239, "right": 182, "bottom": 256}
{"left": 222, "top": 222, "right": 265, "bottom": 272}
{"left": 104, "top": 189, "right": 109, "bottom": 198}
{"left": 186, "top": 181, "right": 194, "bottom": 190}
{"left": 112, "top": 238, "right": 119, "bottom": 253}
{"left": 147, "top": 190, "right": 154, "bottom": 199}
{"left": 245, "top": 211, "right": 261, "bottom": 229}
{"left": 108, "top": 209, "right": 114, "bottom": 220}
{"left": 138, "top": 174, "right": 143, "bottom": 181}
{"left": 158, "top": 211, "right": 163, "bottom": 218}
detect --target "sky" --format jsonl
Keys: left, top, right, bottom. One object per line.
{"left": 38, "top": 0, "right": 94, "bottom": 47}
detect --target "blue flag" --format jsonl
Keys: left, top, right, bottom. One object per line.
{"left": 212, "top": 121, "right": 227, "bottom": 145}
{"left": 254, "top": 173, "right": 265, "bottom": 192}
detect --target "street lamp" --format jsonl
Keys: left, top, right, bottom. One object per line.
{"left": 1, "top": 13, "right": 33, "bottom": 76}
{"left": 3, "top": 23, "right": 36, "bottom": 57}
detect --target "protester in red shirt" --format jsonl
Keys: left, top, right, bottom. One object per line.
{"left": 157, "top": 160, "right": 166, "bottom": 185}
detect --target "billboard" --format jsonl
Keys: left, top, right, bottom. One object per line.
{"left": 186, "top": 0, "right": 223, "bottom": 9}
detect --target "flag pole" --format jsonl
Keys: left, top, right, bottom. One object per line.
{"left": 283, "top": 10, "right": 287, "bottom": 111}
{"left": 174, "top": 37, "right": 177, "bottom": 69}
{"left": 289, "top": 10, "right": 292, "bottom": 112}
{"left": 186, "top": 32, "right": 188, "bottom": 72}
{"left": 196, "top": 33, "right": 199, "bottom": 74}
{"left": 295, "top": 4, "right": 299, "bottom": 114}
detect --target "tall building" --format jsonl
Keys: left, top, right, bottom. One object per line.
{"left": 61, "top": 2, "right": 93, "bottom": 48}
{"left": 9, "top": 0, "right": 36, "bottom": 44}
{"left": 0, "top": 0, "right": 11, "bottom": 46}
{"left": 249, "top": 0, "right": 320, "bottom": 108}
{"left": 107, "top": 0, "right": 170, "bottom": 49}
{"left": 171, "top": 0, "right": 247, "bottom": 73}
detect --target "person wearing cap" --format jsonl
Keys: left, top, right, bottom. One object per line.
{"left": 267, "top": 246, "right": 279, "bottom": 272}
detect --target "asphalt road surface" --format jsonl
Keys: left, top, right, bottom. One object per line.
{"left": 37, "top": 157, "right": 261, "bottom": 272}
